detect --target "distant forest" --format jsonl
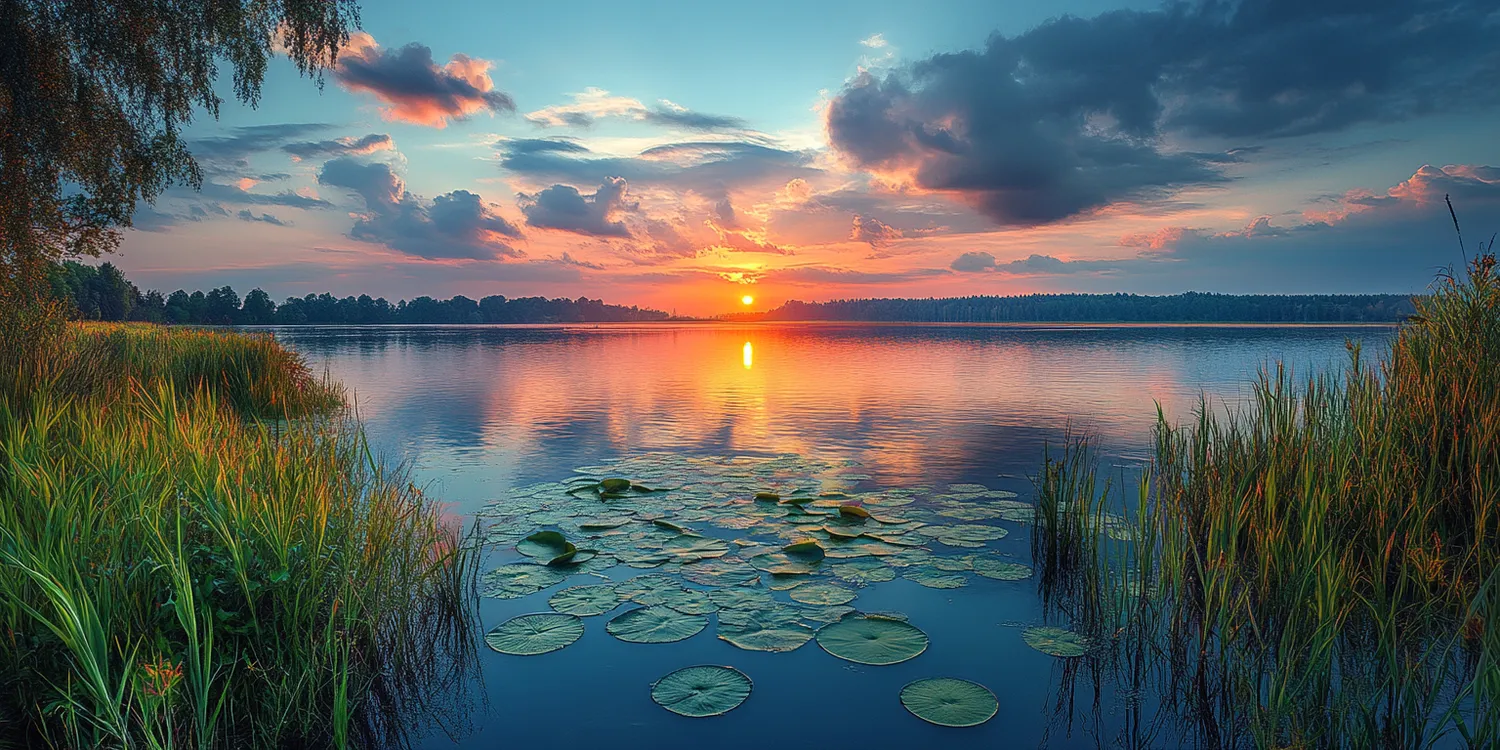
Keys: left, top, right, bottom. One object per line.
{"left": 45, "top": 262, "right": 671, "bottom": 325}
{"left": 737, "top": 293, "right": 1418, "bottom": 324}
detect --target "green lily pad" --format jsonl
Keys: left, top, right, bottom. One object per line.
{"left": 548, "top": 584, "right": 622, "bottom": 616}
{"left": 579, "top": 516, "right": 633, "bottom": 530}
{"left": 717, "top": 612, "right": 815, "bottom": 652}
{"left": 1023, "top": 626, "right": 1091, "bottom": 657}
{"left": 904, "top": 570, "right": 968, "bottom": 589}
{"left": 484, "top": 613, "right": 584, "bottom": 655}
{"left": 517, "top": 530, "right": 572, "bottom": 559}
{"left": 788, "top": 583, "right": 857, "bottom": 606}
{"left": 650, "top": 665, "right": 753, "bottom": 718}
{"left": 658, "top": 587, "right": 719, "bottom": 615}
{"left": 782, "top": 539, "right": 826, "bottom": 560}
{"left": 480, "top": 564, "right": 570, "bottom": 599}
{"left": 606, "top": 606, "right": 709, "bottom": 644}
{"left": 838, "top": 504, "right": 871, "bottom": 519}
{"left": 972, "top": 559, "right": 1033, "bottom": 581}
{"left": 816, "top": 615, "right": 929, "bottom": 665}
{"left": 831, "top": 559, "right": 897, "bottom": 585}
{"left": 600, "top": 478, "right": 632, "bottom": 493}
{"left": 900, "top": 678, "right": 998, "bottom": 727}
{"left": 754, "top": 492, "right": 781, "bottom": 501}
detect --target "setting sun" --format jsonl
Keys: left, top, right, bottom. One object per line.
{"left": 741, "top": 295, "right": 755, "bottom": 306}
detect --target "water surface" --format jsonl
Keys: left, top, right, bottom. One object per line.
{"left": 273, "top": 322, "right": 1395, "bottom": 749}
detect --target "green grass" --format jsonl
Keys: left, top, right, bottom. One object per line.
{"left": 0, "top": 323, "right": 478, "bottom": 748}
{"left": 1034, "top": 254, "right": 1500, "bottom": 748}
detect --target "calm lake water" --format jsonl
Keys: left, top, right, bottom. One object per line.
{"left": 272, "top": 322, "right": 1396, "bottom": 749}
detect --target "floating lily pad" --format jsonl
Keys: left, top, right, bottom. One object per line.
{"left": 650, "top": 665, "right": 753, "bottom": 718}
{"left": 754, "top": 492, "right": 781, "bottom": 501}
{"left": 717, "top": 612, "right": 815, "bottom": 652}
{"left": 548, "top": 584, "right": 622, "bottom": 616}
{"left": 816, "top": 615, "right": 929, "bottom": 665}
{"left": 600, "top": 478, "right": 632, "bottom": 493}
{"left": 606, "top": 606, "right": 709, "bottom": 644}
{"left": 1023, "top": 626, "right": 1091, "bottom": 657}
{"left": 838, "top": 504, "right": 871, "bottom": 519}
{"left": 782, "top": 539, "right": 826, "bottom": 560}
{"left": 831, "top": 559, "right": 896, "bottom": 585}
{"left": 904, "top": 570, "right": 968, "bottom": 589}
{"left": 517, "top": 531, "right": 572, "bottom": 559}
{"left": 788, "top": 583, "right": 857, "bottom": 606}
{"left": 658, "top": 587, "right": 719, "bottom": 615}
{"left": 484, "top": 613, "right": 584, "bottom": 655}
{"left": 579, "top": 516, "right": 633, "bottom": 530}
{"left": 480, "top": 564, "right": 570, "bottom": 599}
{"left": 709, "top": 587, "right": 776, "bottom": 611}
{"left": 973, "top": 559, "right": 1033, "bottom": 581}
{"left": 899, "top": 678, "right": 998, "bottom": 727}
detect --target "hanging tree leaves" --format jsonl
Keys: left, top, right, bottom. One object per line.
{"left": 0, "top": 0, "right": 359, "bottom": 296}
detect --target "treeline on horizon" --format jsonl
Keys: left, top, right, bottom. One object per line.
{"left": 743, "top": 293, "right": 1418, "bottom": 323}
{"left": 45, "top": 261, "right": 672, "bottom": 325}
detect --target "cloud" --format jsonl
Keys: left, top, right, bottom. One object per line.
{"left": 518, "top": 177, "right": 635, "bottom": 238}
{"left": 317, "top": 157, "right": 523, "bottom": 260}
{"left": 497, "top": 137, "right": 817, "bottom": 193}
{"left": 851, "top": 215, "right": 903, "bottom": 247}
{"left": 950, "top": 251, "right": 996, "bottom": 273}
{"left": 766, "top": 266, "right": 950, "bottom": 286}
{"left": 192, "top": 124, "right": 335, "bottom": 164}
{"left": 825, "top": 0, "right": 1499, "bottom": 226}
{"left": 524, "top": 87, "right": 746, "bottom": 131}
{"left": 237, "top": 210, "right": 288, "bottom": 226}
{"left": 860, "top": 33, "right": 887, "bottom": 49}
{"left": 283, "top": 133, "right": 395, "bottom": 160}
{"left": 334, "top": 32, "right": 515, "bottom": 127}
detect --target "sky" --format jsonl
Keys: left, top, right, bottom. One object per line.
{"left": 117, "top": 0, "right": 1500, "bottom": 316}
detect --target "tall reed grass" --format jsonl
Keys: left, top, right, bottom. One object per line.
{"left": 1034, "top": 251, "right": 1500, "bottom": 748}
{"left": 0, "top": 323, "right": 478, "bottom": 748}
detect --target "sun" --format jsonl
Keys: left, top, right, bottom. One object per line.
{"left": 741, "top": 295, "right": 755, "bottom": 306}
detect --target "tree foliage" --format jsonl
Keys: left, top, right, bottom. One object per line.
{"left": 738, "top": 293, "right": 1417, "bottom": 324}
{"left": 45, "top": 262, "right": 672, "bottom": 325}
{"left": 0, "top": 0, "right": 359, "bottom": 296}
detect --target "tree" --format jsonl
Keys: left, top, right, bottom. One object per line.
{"left": 90, "top": 263, "right": 135, "bottom": 321}
{"left": 203, "top": 286, "right": 241, "bottom": 325}
{"left": 241, "top": 288, "right": 275, "bottom": 325}
{"left": 0, "top": 0, "right": 359, "bottom": 304}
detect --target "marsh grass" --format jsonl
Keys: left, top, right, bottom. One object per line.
{"left": 0, "top": 323, "right": 479, "bottom": 748}
{"left": 1035, "top": 251, "right": 1500, "bottom": 748}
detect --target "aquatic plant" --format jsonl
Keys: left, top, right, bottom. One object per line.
{"left": 0, "top": 325, "right": 477, "bottom": 748}
{"left": 1032, "top": 250, "right": 1500, "bottom": 748}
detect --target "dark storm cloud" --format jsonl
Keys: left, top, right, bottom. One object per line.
{"left": 282, "top": 133, "right": 395, "bottom": 160}
{"left": 826, "top": 0, "right": 1500, "bottom": 226}
{"left": 518, "top": 178, "right": 636, "bottom": 238}
{"left": 317, "top": 157, "right": 524, "bottom": 260}
{"left": 334, "top": 33, "right": 515, "bottom": 127}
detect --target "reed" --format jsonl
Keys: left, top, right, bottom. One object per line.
{"left": 1034, "top": 251, "right": 1500, "bottom": 748}
{"left": 0, "top": 323, "right": 478, "bottom": 748}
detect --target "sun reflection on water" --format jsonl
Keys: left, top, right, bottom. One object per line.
{"left": 742, "top": 341, "right": 753, "bottom": 369}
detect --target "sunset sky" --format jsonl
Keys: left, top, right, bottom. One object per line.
{"left": 118, "top": 0, "right": 1500, "bottom": 316}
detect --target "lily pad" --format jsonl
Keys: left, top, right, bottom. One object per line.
{"left": 480, "top": 564, "right": 570, "bottom": 599}
{"left": 899, "top": 678, "right": 998, "bottom": 727}
{"left": 1023, "top": 626, "right": 1091, "bottom": 657}
{"left": 831, "top": 559, "right": 896, "bottom": 585}
{"left": 972, "top": 559, "right": 1033, "bottom": 581}
{"left": 816, "top": 615, "right": 929, "bottom": 665}
{"left": 606, "top": 606, "right": 709, "bottom": 644}
{"left": 788, "top": 583, "right": 857, "bottom": 606}
{"left": 650, "top": 665, "right": 753, "bottom": 718}
{"left": 904, "top": 570, "right": 968, "bottom": 589}
{"left": 600, "top": 478, "right": 632, "bottom": 493}
{"left": 549, "top": 584, "right": 622, "bottom": 616}
{"left": 717, "top": 613, "right": 815, "bottom": 652}
{"left": 484, "top": 613, "right": 584, "bottom": 655}
{"left": 517, "top": 531, "right": 572, "bottom": 559}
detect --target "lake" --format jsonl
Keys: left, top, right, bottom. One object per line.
{"left": 272, "top": 322, "right": 1397, "bottom": 749}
